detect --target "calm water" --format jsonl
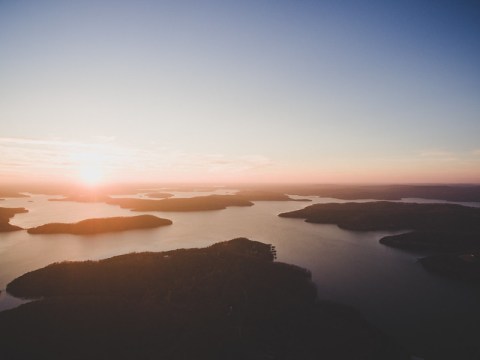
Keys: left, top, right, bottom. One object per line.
{"left": 1, "top": 193, "right": 480, "bottom": 358}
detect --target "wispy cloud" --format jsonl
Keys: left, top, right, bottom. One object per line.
{"left": 418, "top": 150, "right": 457, "bottom": 161}
{"left": 0, "top": 137, "right": 274, "bottom": 182}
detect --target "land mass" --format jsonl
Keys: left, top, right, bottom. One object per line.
{"left": 250, "top": 184, "right": 480, "bottom": 202}
{"left": 379, "top": 231, "right": 480, "bottom": 252}
{"left": 1, "top": 238, "right": 407, "bottom": 360}
{"left": 280, "top": 202, "right": 480, "bottom": 282}
{"left": 49, "top": 194, "right": 111, "bottom": 203}
{"left": 144, "top": 192, "right": 174, "bottom": 199}
{"left": 27, "top": 215, "right": 172, "bottom": 235}
{"left": 0, "top": 207, "right": 27, "bottom": 232}
{"left": 419, "top": 251, "right": 480, "bottom": 281}
{"left": 107, "top": 192, "right": 310, "bottom": 212}
{"left": 279, "top": 201, "right": 480, "bottom": 232}
{"left": 52, "top": 191, "right": 309, "bottom": 208}
{"left": 4, "top": 183, "right": 480, "bottom": 202}
{"left": 0, "top": 190, "right": 27, "bottom": 198}
{"left": 106, "top": 194, "right": 254, "bottom": 211}
{"left": 234, "top": 190, "right": 311, "bottom": 202}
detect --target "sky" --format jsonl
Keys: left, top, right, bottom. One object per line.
{"left": 1, "top": 0, "right": 479, "bottom": 184}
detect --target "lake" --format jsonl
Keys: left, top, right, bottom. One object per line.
{"left": 1, "top": 192, "right": 480, "bottom": 359}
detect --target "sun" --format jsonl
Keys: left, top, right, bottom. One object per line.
{"left": 79, "top": 165, "right": 103, "bottom": 186}
{"left": 72, "top": 150, "right": 106, "bottom": 186}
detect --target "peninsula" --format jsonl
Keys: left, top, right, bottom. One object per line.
{"left": 0, "top": 207, "right": 27, "bottom": 232}
{"left": 279, "top": 202, "right": 480, "bottom": 232}
{"left": 0, "top": 190, "right": 27, "bottom": 198}
{"left": 280, "top": 202, "right": 480, "bottom": 281}
{"left": 27, "top": 215, "right": 172, "bottom": 235}
{"left": 1, "top": 238, "right": 408, "bottom": 360}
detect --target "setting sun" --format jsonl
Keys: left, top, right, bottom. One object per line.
{"left": 79, "top": 165, "right": 103, "bottom": 186}
{"left": 72, "top": 150, "right": 108, "bottom": 186}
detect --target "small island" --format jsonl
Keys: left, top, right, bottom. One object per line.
{"left": 1, "top": 238, "right": 408, "bottom": 360}
{"left": 0, "top": 207, "right": 27, "bottom": 232}
{"left": 27, "top": 215, "right": 172, "bottom": 235}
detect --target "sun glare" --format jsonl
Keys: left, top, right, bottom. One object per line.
{"left": 79, "top": 165, "right": 103, "bottom": 186}
{"left": 72, "top": 150, "right": 108, "bottom": 186}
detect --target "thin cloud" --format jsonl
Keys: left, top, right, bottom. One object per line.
{"left": 418, "top": 150, "right": 457, "bottom": 162}
{"left": 0, "top": 137, "right": 274, "bottom": 182}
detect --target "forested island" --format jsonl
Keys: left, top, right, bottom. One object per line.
{"left": 27, "top": 215, "right": 172, "bottom": 235}
{"left": 1, "top": 238, "right": 408, "bottom": 360}
{"left": 0, "top": 207, "right": 27, "bottom": 232}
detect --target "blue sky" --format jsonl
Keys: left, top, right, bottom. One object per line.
{"left": 1, "top": 0, "right": 479, "bottom": 183}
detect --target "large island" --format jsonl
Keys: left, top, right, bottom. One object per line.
{"left": 0, "top": 238, "right": 408, "bottom": 359}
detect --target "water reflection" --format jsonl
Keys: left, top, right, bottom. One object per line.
{"left": 1, "top": 193, "right": 480, "bottom": 357}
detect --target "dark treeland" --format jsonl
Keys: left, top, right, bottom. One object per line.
{"left": 1, "top": 238, "right": 408, "bottom": 360}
